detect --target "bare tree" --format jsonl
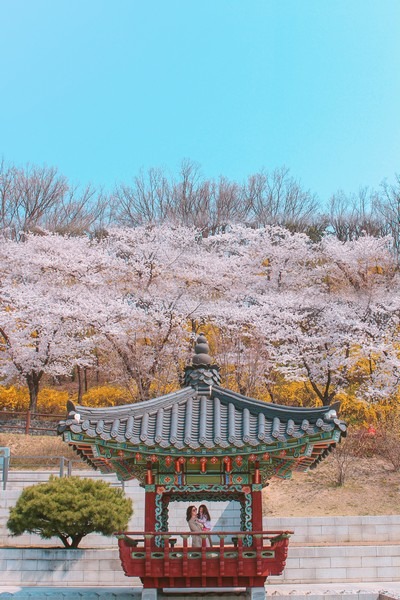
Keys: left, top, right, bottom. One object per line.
{"left": 111, "top": 161, "right": 325, "bottom": 239}
{"left": 324, "top": 428, "right": 379, "bottom": 486}
{"left": 0, "top": 159, "right": 117, "bottom": 239}
{"left": 43, "top": 185, "right": 108, "bottom": 236}
{"left": 375, "top": 174, "right": 400, "bottom": 257}
{"left": 243, "top": 167, "right": 318, "bottom": 231}
{"left": 167, "top": 161, "right": 249, "bottom": 234}
{"left": 113, "top": 167, "right": 170, "bottom": 226}
{"left": 328, "top": 188, "right": 383, "bottom": 241}
{"left": 0, "top": 159, "right": 19, "bottom": 235}
{"left": 168, "top": 159, "right": 207, "bottom": 227}
{"left": 12, "top": 165, "right": 68, "bottom": 236}
{"left": 207, "top": 177, "right": 248, "bottom": 235}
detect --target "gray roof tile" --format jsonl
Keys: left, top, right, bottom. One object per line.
{"left": 58, "top": 377, "right": 346, "bottom": 454}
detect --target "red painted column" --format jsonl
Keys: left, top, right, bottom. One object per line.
{"left": 145, "top": 489, "right": 156, "bottom": 533}
{"left": 251, "top": 486, "right": 263, "bottom": 532}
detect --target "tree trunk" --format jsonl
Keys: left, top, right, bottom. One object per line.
{"left": 71, "top": 534, "right": 84, "bottom": 548}
{"left": 26, "top": 371, "right": 42, "bottom": 412}
{"left": 77, "top": 366, "right": 83, "bottom": 403}
{"left": 84, "top": 367, "right": 88, "bottom": 392}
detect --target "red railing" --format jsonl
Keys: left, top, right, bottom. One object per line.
{"left": 0, "top": 410, "right": 64, "bottom": 435}
{"left": 117, "top": 530, "right": 293, "bottom": 589}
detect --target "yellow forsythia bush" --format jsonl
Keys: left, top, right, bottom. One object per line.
{"left": 0, "top": 385, "right": 134, "bottom": 413}
{"left": 0, "top": 386, "right": 69, "bottom": 414}
{"left": 37, "top": 389, "right": 69, "bottom": 415}
{"left": 336, "top": 392, "right": 383, "bottom": 427}
{"left": 80, "top": 385, "right": 133, "bottom": 407}
{"left": 0, "top": 386, "right": 30, "bottom": 412}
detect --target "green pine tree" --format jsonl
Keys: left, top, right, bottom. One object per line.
{"left": 7, "top": 476, "right": 133, "bottom": 548}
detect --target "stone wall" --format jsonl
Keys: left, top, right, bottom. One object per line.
{"left": 1, "top": 544, "right": 400, "bottom": 587}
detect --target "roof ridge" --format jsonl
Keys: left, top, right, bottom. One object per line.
{"left": 212, "top": 385, "right": 341, "bottom": 419}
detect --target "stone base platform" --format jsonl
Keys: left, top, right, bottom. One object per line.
{"left": 1, "top": 584, "right": 400, "bottom": 600}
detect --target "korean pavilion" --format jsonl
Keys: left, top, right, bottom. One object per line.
{"left": 58, "top": 334, "right": 347, "bottom": 600}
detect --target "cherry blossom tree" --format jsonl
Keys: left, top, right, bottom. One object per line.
{"left": 0, "top": 224, "right": 399, "bottom": 412}
{"left": 251, "top": 233, "right": 400, "bottom": 405}
{"left": 0, "top": 234, "right": 111, "bottom": 411}
{"left": 90, "top": 225, "right": 234, "bottom": 400}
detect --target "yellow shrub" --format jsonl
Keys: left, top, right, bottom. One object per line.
{"left": 80, "top": 385, "right": 133, "bottom": 407}
{"left": 0, "top": 386, "right": 30, "bottom": 412}
{"left": 0, "top": 384, "right": 136, "bottom": 413}
{"left": 37, "top": 388, "right": 69, "bottom": 415}
{"left": 336, "top": 392, "right": 384, "bottom": 426}
{"left": 0, "top": 386, "right": 69, "bottom": 414}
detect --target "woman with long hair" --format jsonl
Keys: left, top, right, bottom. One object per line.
{"left": 186, "top": 505, "right": 203, "bottom": 547}
{"left": 197, "top": 504, "right": 212, "bottom": 547}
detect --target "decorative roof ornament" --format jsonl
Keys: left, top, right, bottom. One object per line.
{"left": 192, "top": 333, "right": 212, "bottom": 365}
{"left": 183, "top": 332, "right": 221, "bottom": 388}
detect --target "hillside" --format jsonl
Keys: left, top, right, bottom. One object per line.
{"left": 1, "top": 433, "right": 399, "bottom": 517}
{"left": 264, "top": 455, "right": 400, "bottom": 517}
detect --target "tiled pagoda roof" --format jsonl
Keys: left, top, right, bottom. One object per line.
{"left": 59, "top": 382, "right": 345, "bottom": 452}
{"left": 58, "top": 333, "right": 347, "bottom": 480}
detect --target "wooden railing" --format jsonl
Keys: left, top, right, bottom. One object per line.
{"left": 0, "top": 410, "right": 64, "bottom": 435}
{"left": 117, "top": 529, "right": 293, "bottom": 589}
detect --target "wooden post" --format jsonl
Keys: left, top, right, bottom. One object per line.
{"left": 144, "top": 490, "right": 156, "bottom": 534}
{"left": 25, "top": 410, "right": 31, "bottom": 435}
{"left": 144, "top": 534, "right": 153, "bottom": 577}
{"left": 182, "top": 534, "right": 189, "bottom": 584}
{"left": 163, "top": 534, "right": 170, "bottom": 578}
{"left": 237, "top": 535, "right": 244, "bottom": 580}
{"left": 254, "top": 533, "right": 262, "bottom": 575}
{"left": 201, "top": 534, "right": 207, "bottom": 587}
{"left": 219, "top": 534, "right": 226, "bottom": 577}
{"left": 251, "top": 487, "right": 263, "bottom": 532}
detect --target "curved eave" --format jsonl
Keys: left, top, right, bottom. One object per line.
{"left": 58, "top": 385, "right": 346, "bottom": 472}
{"left": 213, "top": 385, "right": 342, "bottom": 421}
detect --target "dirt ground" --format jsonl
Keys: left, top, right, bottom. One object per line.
{"left": 1, "top": 433, "right": 399, "bottom": 517}
{"left": 264, "top": 454, "right": 400, "bottom": 517}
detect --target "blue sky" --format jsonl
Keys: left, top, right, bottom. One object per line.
{"left": 1, "top": 0, "right": 399, "bottom": 205}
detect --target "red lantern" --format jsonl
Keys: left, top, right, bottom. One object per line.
{"left": 175, "top": 457, "right": 186, "bottom": 473}
{"left": 223, "top": 456, "right": 232, "bottom": 472}
{"left": 253, "top": 459, "right": 261, "bottom": 484}
{"left": 235, "top": 456, "right": 243, "bottom": 467}
{"left": 146, "top": 462, "right": 153, "bottom": 485}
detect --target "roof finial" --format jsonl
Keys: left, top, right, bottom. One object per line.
{"left": 183, "top": 331, "right": 221, "bottom": 388}
{"left": 192, "top": 332, "right": 212, "bottom": 366}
